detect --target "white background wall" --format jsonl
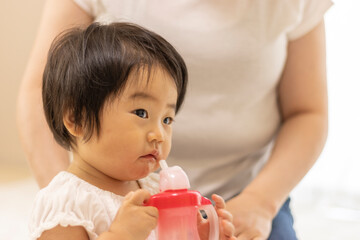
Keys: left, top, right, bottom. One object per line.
{"left": 291, "top": 1, "right": 360, "bottom": 238}
{"left": 295, "top": 0, "right": 360, "bottom": 198}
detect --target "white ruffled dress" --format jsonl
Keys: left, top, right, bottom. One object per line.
{"left": 29, "top": 171, "right": 159, "bottom": 240}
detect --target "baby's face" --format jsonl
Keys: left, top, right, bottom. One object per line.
{"left": 75, "top": 67, "right": 178, "bottom": 181}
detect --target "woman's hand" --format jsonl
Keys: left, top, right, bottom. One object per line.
{"left": 226, "top": 191, "right": 274, "bottom": 240}
{"left": 99, "top": 189, "right": 158, "bottom": 240}
{"left": 198, "top": 194, "right": 236, "bottom": 240}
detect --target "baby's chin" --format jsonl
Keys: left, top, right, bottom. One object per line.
{"left": 148, "top": 162, "right": 160, "bottom": 175}
{"left": 151, "top": 162, "right": 161, "bottom": 172}
{"left": 136, "top": 163, "right": 159, "bottom": 179}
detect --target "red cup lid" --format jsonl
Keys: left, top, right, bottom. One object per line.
{"left": 145, "top": 189, "right": 212, "bottom": 209}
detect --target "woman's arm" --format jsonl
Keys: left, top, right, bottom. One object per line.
{"left": 17, "top": 0, "right": 93, "bottom": 188}
{"left": 227, "top": 19, "right": 328, "bottom": 239}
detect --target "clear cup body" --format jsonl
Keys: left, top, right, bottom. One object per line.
{"left": 156, "top": 206, "right": 200, "bottom": 240}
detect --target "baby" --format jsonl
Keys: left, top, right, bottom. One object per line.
{"left": 29, "top": 22, "right": 235, "bottom": 240}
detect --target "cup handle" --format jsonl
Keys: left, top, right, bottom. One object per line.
{"left": 199, "top": 204, "right": 219, "bottom": 240}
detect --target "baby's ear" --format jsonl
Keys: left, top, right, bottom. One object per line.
{"left": 63, "top": 111, "right": 83, "bottom": 137}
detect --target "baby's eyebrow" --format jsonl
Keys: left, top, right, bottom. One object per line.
{"left": 129, "top": 92, "right": 176, "bottom": 110}
{"left": 129, "top": 92, "right": 156, "bottom": 101}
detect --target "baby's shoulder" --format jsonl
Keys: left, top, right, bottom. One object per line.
{"left": 29, "top": 171, "right": 113, "bottom": 240}
{"left": 36, "top": 171, "right": 98, "bottom": 201}
{"left": 29, "top": 171, "right": 161, "bottom": 239}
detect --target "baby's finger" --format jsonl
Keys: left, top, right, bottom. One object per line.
{"left": 144, "top": 205, "right": 159, "bottom": 219}
{"left": 128, "top": 189, "right": 151, "bottom": 206}
{"left": 124, "top": 191, "right": 134, "bottom": 200}
{"left": 197, "top": 210, "right": 207, "bottom": 224}
{"left": 212, "top": 194, "right": 226, "bottom": 209}
{"left": 221, "top": 219, "right": 235, "bottom": 239}
{"left": 217, "top": 209, "right": 233, "bottom": 222}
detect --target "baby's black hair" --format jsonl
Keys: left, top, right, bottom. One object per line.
{"left": 42, "top": 22, "right": 188, "bottom": 149}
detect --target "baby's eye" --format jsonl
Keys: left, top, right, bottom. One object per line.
{"left": 133, "top": 109, "right": 148, "bottom": 119}
{"left": 163, "top": 117, "right": 174, "bottom": 125}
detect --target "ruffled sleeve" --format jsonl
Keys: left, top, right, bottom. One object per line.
{"left": 287, "top": 0, "right": 333, "bottom": 40}
{"left": 29, "top": 172, "right": 111, "bottom": 240}
{"left": 138, "top": 172, "right": 160, "bottom": 195}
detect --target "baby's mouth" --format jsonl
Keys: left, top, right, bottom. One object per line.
{"left": 141, "top": 150, "right": 160, "bottom": 162}
{"left": 141, "top": 154, "right": 156, "bottom": 160}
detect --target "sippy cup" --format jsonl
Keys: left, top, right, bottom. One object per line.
{"left": 145, "top": 160, "right": 219, "bottom": 240}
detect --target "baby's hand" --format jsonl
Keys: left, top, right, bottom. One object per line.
{"left": 99, "top": 189, "right": 158, "bottom": 240}
{"left": 198, "top": 194, "right": 236, "bottom": 240}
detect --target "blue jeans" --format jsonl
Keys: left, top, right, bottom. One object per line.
{"left": 268, "top": 197, "right": 298, "bottom": 240}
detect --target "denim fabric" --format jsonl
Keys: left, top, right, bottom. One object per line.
{"left": 268, "top": 198, "right": 298, "bottom": 240}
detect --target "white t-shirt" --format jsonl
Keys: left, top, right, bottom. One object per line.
{"left": 29, "top": 171, "right": 159, "bottom": 240}
{"left": 73, "top": 0, "right": 333, "bottom": 200}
